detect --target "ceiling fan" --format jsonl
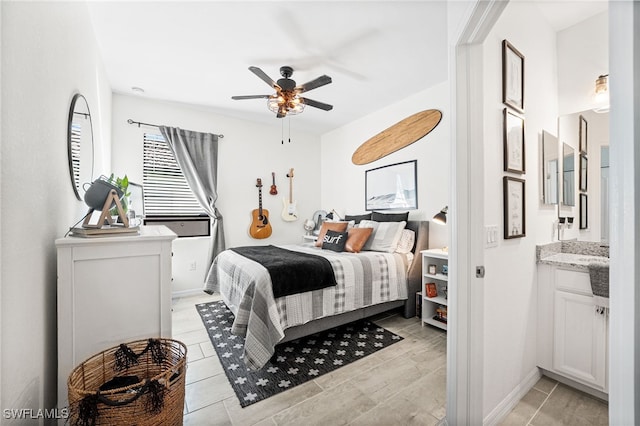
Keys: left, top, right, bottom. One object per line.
{"left": 232, "top": 66, "right": 333, "bottom": 118}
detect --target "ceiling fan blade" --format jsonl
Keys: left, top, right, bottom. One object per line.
{"left": 297, "top": 75, "right": 332, "bottom": 93}
{"left": 231, "top": 95, "right": 270, "bottom": 100}
{"left": 301, "top": 97, "right": 333, "bottom": 111}
{"left": 249, "top": 66, "right": 281, "bottom": 89}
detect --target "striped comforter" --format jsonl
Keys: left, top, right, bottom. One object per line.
{"left": 204, "top": 244, "right": 410, "bottom": 370}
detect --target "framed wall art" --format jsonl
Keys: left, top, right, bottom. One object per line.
{"left": 579, "top": 114, "right": 588, "bottom": 154}
{"left": 503, "top": 108, "right": 525, "bottom": 174}
{"left": 502, "top": 39, "right": 525, "bottom": 113}
{"left": 579, "top": 154, "right": 588, "bottom": 192}
{"left": 503, "top": 176, "right": 526, "bottom": 239}
{"left": 365, "top": 160, "right": 417, "bottom": 211}
{"left": 580, "top": 193, "right": 588, "bottom": 229}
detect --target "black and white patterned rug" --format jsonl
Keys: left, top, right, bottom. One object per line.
{"left": 196, "top": 300, "right": 403, "bottom": 407}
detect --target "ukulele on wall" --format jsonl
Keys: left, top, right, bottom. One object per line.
{"left": 249, "top": 178, "right": 272, "bottom": 239}
{"left": 269, "top": 172, "right": 278, "bottom": 195}
{"left": 281, "top": 168, "right": 298, "bottom": 222}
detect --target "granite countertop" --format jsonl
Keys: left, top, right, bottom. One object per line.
{"left": 538, "top": 252, "right": 609, "bottom": 272}
{"left": 537, "top": 241, "right": 610, "bottom": 301}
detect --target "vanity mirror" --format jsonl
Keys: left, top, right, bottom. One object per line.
{"left": 561, "top": 142, "right": 575, "bottom": 207}
{"left": 67, "top": 93, "right": 94, "bottom": 201}
{"left": 541, "top": 130, "right": 559, "bottom": 205}
{"left": 557, "top": 110, "right": 609, "bottom": 242}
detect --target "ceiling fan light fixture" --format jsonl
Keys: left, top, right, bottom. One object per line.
{"left": 267, "top": 93, "right": 305, "bottom": 117}
{"left": 235, "top": 66, "right": 331, "bottom": 119}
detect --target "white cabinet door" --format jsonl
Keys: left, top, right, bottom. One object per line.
{"left": 553, "top": 290, "right": 607, "bottom": 390}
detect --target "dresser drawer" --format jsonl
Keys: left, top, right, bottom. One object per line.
{"left": 144, "top": 217, "right": 210, "bottom": 237}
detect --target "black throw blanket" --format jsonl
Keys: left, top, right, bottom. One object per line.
{"left": 230, "top": 245, "right": 337, "bottom": 298}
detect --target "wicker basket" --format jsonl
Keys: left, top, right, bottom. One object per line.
{"left": 68, "top": 338, "right": 187, "bottom": 426}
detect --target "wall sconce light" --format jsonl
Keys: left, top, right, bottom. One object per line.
{"left": 433, "top": 206, "right": 448, "bottom": 225}
{"left": 593, "top": 74, "right": 609, "bottom": 113}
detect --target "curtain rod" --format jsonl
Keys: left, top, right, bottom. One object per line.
{"left": 127, "top": 119, "right": 224, "bottom": 139}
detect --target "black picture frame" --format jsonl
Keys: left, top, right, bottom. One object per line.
{"left": 579, "top": 154, "right": 588, "bottom": 192}
{"left": 365, "top": 160, "right": 418, "bottom": 211}
{"left": 580, "top": 193, "right": 588, "bottom": 229}
{"left": 503, "top": 108, "right": 525, "bottom": 174}
{"left": 579, "top": 115, "right": 588, "bottom": 155}
{"left": 502, "top": 40, "right": 525, "bottom": 113}
{"left": 503, "top": 176, "right": 526, "bottom": 239}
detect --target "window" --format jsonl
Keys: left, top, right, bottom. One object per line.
{"left": 142, "top": 133, "right": 204, "bottom": 216}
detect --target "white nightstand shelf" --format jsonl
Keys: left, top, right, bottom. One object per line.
{"left": 421, "top": 249, "right": 449, "bottom": 331}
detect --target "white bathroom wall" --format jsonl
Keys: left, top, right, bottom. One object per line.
{"left": 481, "top": 1, "right": 559, "bottom": 420}
{"left": 319, "top": 82, "right": 450, "bottom": 250}
{"left": 557, "top": 11, "right": 609, "bottom": 117}
{"left": 1, "top": 1, "right": 112, "bottom": 413}
{"left": 555, "top": 11, "right": 609, "bottom": 243}
{"left": 111, "top": 94, "right": 321, "bottom": 294}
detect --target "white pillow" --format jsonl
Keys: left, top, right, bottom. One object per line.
{"left": 359, "top": 220, "right": 407, "bottom": 252}
{"left": 395, "top": 229, "right": 416, "bottom": 253}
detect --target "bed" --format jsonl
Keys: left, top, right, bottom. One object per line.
{"left": 204, "top": 220, "right": 429, "bottom": 370}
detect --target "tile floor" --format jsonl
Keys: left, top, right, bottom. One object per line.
{"left": 173, "top": 293, "right": 608, "bottom": 426}
{"left": 499, "top": 376, "right": 608, "bottom": 426}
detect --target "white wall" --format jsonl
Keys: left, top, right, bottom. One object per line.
{"left": 556, "top": 12, "right": 609, "bottom": 243}
{"left": 1, "top": 1, "right": 112, "bottom": 414}
{"left": 557, "top": 12, "right": 609, "bottom": 117}
{"left": 319, "top": 82, "right": 450, "bottom": 250}
{"left": 111, "top": 94, "right": 321, "bottom": 294}
{"left": 481, "top": 1, "right": 559, "bottom": 419}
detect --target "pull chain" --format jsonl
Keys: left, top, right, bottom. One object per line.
{"left": 280, "top": 117, "right": 292, "bottom": 145}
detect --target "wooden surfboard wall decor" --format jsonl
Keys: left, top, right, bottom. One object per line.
{"left": 351, "top": 109, "right": 442, "bottom": 165}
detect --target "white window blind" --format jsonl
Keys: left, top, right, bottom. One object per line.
{"left": 70, "top": 123, "right": 81, "bottom": 190}
{"left": 142, "top": 133, "right": 204, "bottom": 216}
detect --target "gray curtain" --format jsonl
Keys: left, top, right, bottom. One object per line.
{"left": 159, "top": 126, "right": 225, "bottom": 271}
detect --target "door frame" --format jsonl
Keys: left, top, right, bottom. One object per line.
{"left": 447, "top": 1, "right": 507, "bottom": 424}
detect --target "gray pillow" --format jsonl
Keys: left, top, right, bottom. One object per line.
{"left": 344, "top": 213, "right": 372, "bottom": 224}
{"left": 371, "top": 211, "right": 409, "bottom": 222}
{"left": 359, "top": 220, "right": 407, "bottom": 252}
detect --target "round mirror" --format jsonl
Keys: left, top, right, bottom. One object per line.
{"left": 67, "top": 94, "right": 94, "bottom": 200}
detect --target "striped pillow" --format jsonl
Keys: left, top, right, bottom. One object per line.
{"left": 359, "top": 220, "right": 407, "bottom": 252}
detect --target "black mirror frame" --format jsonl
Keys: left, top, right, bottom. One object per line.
{"left": 67, "top": 93, "right": 94, "bottom": 201}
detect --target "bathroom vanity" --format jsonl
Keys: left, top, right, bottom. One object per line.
{"left": 537, "top": 242, "right": 609, "bottom": 399}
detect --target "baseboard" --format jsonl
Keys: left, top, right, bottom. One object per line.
{"left": 539, "top": 369, "right": 608, "bottom": 402}
{"left": 171, "top": 288, "right": 205, "bottom": 299}
{"left": 483, "top": 367, "right": 542, "bottom": 426}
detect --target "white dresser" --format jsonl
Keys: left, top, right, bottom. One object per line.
{"left": 55, "top": 225, "right": 176, "bottom": 408}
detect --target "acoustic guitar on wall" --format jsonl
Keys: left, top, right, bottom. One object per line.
{"left": 249, "top": 178, "right": 272, "bottom": 239}
{"left": 281, "top": 168, "right": 298, "bottom": 221}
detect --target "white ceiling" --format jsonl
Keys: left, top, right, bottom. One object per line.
{"left": 87, "top": 1, "right": 449, "bottom": 135}
{"left": 87, "top": 1, "right": 608, "bottom": 135}
{"left": 534, "top": 0, "right": 608, "bottom": 32}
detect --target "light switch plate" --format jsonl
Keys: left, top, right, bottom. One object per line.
{"left": 485, "top": 225, "right": 498, "bottom": 248}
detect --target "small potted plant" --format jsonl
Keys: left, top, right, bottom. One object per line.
{"left": 107, "top": 174, "right": 130, "bottom": 217}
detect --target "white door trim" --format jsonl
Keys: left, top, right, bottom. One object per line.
{"left": 608, "top": 1, "right": 640, "bottom": 424}
{"left": 447, "top": 1, "right": 507, "bottom": 424}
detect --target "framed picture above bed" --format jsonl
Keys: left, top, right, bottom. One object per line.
{"left": 365, "top": 160, "right": 417, "bottom": 211}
